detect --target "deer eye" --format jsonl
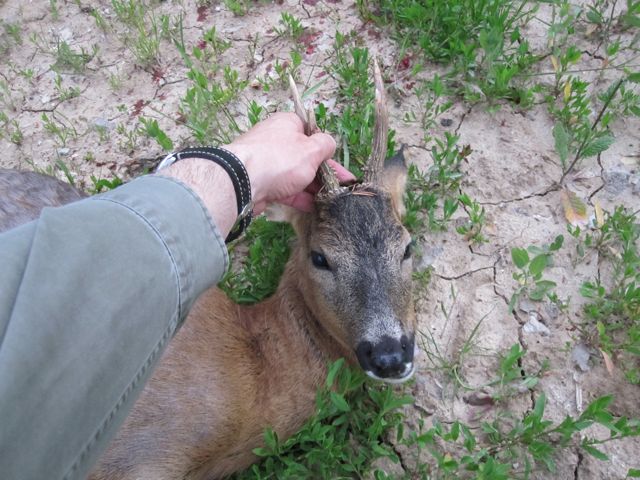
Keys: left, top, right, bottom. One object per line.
{"left": 311, "top": 251, "right": 330, "bottom": 270}
{"left": 403, "top": 242, "right": 413, "bottom": 261}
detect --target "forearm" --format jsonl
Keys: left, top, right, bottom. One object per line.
{"left": 0, "top": 175, "right": 228, "bottom": 480}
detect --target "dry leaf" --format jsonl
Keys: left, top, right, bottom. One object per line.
{"left": 551, "top": 55, "right": 559, "bottom": 72}
{"left": 599, "top": 348, "right": 615, "bottom": 376}
{"left": 595, "top": 200, "right": 604, "bottom": 228}
{"left": 560, "top": 189, "right": 588, "bottom": 226}
{"left": 563, "top": 81, "right": 572, "bottom": 102}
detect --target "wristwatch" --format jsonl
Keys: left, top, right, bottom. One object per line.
{"left": 157, "top": 146, "right": 254, "bottom": 243}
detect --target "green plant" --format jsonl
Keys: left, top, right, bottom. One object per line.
{"left": 578, "top": 206, "right": 640, "bottom": 383}
{"left": 403, "top": 74, "right": 453, "bottom": 143}
{"left": 403, "top": 134, "right": 469, "bottom": 235}
{"left": 457, "top": 193, "right": 487, "bottom": 244}
{"left": 224, "top": 0, "right": 249, "bottom": 16}
{"left": 220, "top": 217, "right": 294, "bottom": 304}
{"left": 139, "top": 118, "right": 173, "bottom": 151}
{"left": 233, "top": 359, "right": 412, "bottom": 479}
{"left": 403, "top": 392, "right": 640, "bottom": 478}
{"left": 509, "top": 235, "right": 564, "bottom": 312}
{"left": 359, "top": 0, "right": 538, "bottom": 103}
{"left": 52, "top": 40, "right": 96, "bottom": 73}
{"left": 41, "top": 112, "right": 78, "bottom": 147}
{"left": 0, "top": 112, "right": 23, "bottom": 145}
{"left": 54, "top": 74, "right": 81, "bottom": 101}
{"left": 419, "top": 287, "right": 487, "bottom": 391}
{"left": 111, "top": 0, "right": 165, "bottom": 67}
{"left": 274, "top": 12, "right": 304, "bottom": 39}
{"left": 89, "top": 174, "right": 123, "bottom": 194}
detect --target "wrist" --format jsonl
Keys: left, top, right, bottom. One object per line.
{"left": 221, "top": 142, "right": 265, "bottom": 207}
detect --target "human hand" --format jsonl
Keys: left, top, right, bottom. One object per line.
{"left": 223, "top": 112, "right": 355, "bottom": 213}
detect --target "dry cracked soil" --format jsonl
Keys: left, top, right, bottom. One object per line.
{"left": 1, "top": 0, "right": 639, "bottom": 478}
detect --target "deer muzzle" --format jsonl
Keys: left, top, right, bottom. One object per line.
{"left": 355, "top": 334, "right": 415, "bottom": 384}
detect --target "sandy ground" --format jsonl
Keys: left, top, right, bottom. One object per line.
{"left": 1, "top": 0, "right": 639, "bottom": 478}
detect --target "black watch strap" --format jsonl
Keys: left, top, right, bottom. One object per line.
{"left": 157, "top": 146, "right": 253, "bottom": 243}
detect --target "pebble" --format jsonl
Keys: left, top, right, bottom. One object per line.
{"left": 522, "top": 316, "right": 550, "bottom": 336}
{"left": 602, "top": 169, "right": 630, "bottom": 195}
{"left": 57, "top": 147, "right": 70, "bottom": 156}
{"left": 571, "top": 343, "right": 591, "bottom": 372}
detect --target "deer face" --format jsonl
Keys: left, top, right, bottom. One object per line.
{"left": 287, "top": 59, "right": 415, "bottom": 383}
{"left": 291, "top": 153, "right": 416, "bottom": 384}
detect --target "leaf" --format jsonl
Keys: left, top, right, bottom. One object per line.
{"left": 529, "top": 254, "right": 549, "bottom": 277}
{"left": 326, "top": 358, "right": 345, "bottom": 388}
{"left": 329, "top": 392, "right": 350, "bottom": 412}
{"left": 563, "top": 80, "right": 572, "bottom": 101}
{"left": 560, "top": 189, "right": 588, "bottom": 226}
{"left": 511, "top": 247, "right": 530, "bottom": 269}
{"left": 581, "top": 134, "right": 615, "bottom": 158}
{"left": 550, "top": 55, "right": 559, "bottom": 72}
{"left": 582, "top": 444, "right": 609, "bottom": 461}
{"left": 595, "top": 201, "right": 605, "bottom": 227}
{"left": 628, "top": 468, "right": 640, "bottom": 477}
{"left": 599, "top": 348, "right": 615, "bottom": 375}
{"left": 553, "top": 122, "right": 569, "bottom": 165}
{"left": 628, "top": 72, "right": 640, "bottom": 83}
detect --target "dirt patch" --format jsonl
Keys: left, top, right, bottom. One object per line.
{"left": 1, "top": 0, "right": 638, "bottom": 478}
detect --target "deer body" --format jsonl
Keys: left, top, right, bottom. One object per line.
{"left": 1, "top": 62, "right": 416, "bottom": 479}
{"left": 91, "top": 271, "right": 334, "bottom": 479}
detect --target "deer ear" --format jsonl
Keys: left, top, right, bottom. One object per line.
{"left": 381, "top": 147, "right": 408, "bottom": 218}
{"left": 264, "top": 203, "right": 307, "bottom": 236}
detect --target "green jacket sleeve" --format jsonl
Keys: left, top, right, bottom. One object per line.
{"left": 0, "top": 175, "right": 229, "bottom": 480}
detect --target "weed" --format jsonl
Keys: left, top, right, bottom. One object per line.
{"left": 457, "top": 192, "right": 487, "bottom": 244}
{"left": 233, "top": 359, "right": 412, "bottom": 479}
{"left": 403, "top": 74, "right": 453, "bottom": 143}
{"left": 274, "top": 12, "right": 304, "bottom": 40}
{"left": 0, "top": 112, "right": 23, "bottom": 145}
{"left": 360, "top": 0, "right": 538, "bottom": 103}
{"left": 509, "top": 235, "right": 564, "bottom": 312}
{"left": 50, "top": 0, "right": 59, "bottom": 20}
{"left": 115, "top": 123, "right": 140, "bottom": 154}
{"left": 419, "top": 286, "right": 486, "bottom": 391}
{"left": 111, "top": 0, "right": 165, "bottom": 68}
{"left": 246, "top": 100, "right": 264, "bottom": 127}
{"left": 314, "top": 41, "right": 396, "bottom": 176}
{"left": 139, "top": 118, "right": 173, "bottom": 151}
{"left": 224, "top": 0, "right": 249, "bottom": 16}
{"left": 54, "top": 74, "right": 81, "bottom": 102}
{"left": 52, "top": 40, "right": 96, "bottom": 73}
{"left": 41, "top": 112, "right": 78, "bottom": 147}
{"left": 89, "top": 7, "right": 109, "bottom": 31}
{"left": 577, "top": 206, "right": 640, "bottom": 383}
{"left": 89, "top": 174, "right": 123, "bottom": 194}
{"left": 403, "top": 134, "right": 470, "bottom": 235}
{"left": 220, "top": 217, "right": 294, "bottom": 304}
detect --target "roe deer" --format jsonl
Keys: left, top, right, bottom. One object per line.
{"left": 0, "top": 61, "right": 416, "bottom": 479}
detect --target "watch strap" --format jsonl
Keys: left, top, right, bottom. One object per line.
{"left": 157, "top": 146, "right": 253, "bottom": 243}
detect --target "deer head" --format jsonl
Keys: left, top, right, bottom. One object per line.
{"left": 288, "top": 61, "right": 416, "bottom": 383}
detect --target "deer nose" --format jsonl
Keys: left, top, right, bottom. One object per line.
{"left": 356, "top": 335, "right": 414, "bottom": 380}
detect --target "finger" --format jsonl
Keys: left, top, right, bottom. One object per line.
{"left": 279, "top": 192, "right": 314, "bottom": 212}
{"left": 308, "top": 132, "right": 337, "bottom": 167}
{"left": 304, "top": 178, "right": 320, "bottom": 195}
{"left": 326, "top": 159, "right": 356, "bottom": 182}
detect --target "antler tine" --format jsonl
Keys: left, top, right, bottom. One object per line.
{"left": 288, "top": 75, "right": 341, "bottom": 193}
{"left": 363, "top": 58, "right": 388, "bottom": 184}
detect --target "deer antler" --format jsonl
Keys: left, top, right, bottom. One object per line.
{"left": 362, "top": 59, "right": 388, "bottom": 184}
{"left": 288, "top": 75, "right": 342, "bottom": 194}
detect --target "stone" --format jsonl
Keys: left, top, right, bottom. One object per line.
{"left": 522, "top": 316, "right": 550, "bottom": 336}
